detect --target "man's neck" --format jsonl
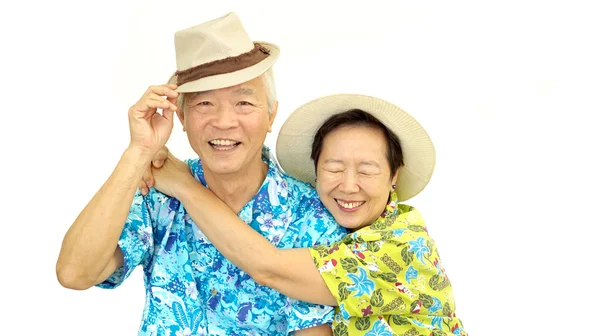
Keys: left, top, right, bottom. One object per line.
{"left": 203, "top": 158, "right": 269, "bottom": 214}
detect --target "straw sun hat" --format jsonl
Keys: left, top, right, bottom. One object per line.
{"left": 276, "top": 94, "right": 436, "bottom": 202}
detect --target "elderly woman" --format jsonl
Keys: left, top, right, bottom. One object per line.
{"left": 149, "top": 94, "right": 468, "bottom": 335}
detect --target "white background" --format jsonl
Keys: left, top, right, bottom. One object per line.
{"left": 1, "top": 0, "right": 599, "bottom": 335}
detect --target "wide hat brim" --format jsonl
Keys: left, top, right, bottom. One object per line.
{"left": 276, "top": 94, "right": 436, "bottom": 202}
{"left": 168, "top": 41, "right": 279, "bottom": 93}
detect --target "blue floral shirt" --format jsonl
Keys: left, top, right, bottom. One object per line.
{"left": 96, "top": 147, "right": 348, "bottom": 335}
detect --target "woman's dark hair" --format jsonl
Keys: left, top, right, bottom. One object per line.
{"left": 310, "top": 109, "right": 404, "bottom": 179}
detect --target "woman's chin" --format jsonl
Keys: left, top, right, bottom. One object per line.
{"left": 335, "top": 215, "right": 369, "bottom": 231}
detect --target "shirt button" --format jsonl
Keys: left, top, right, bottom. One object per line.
{"left": 211, "top": 289, "right": 218, "bottom": 295}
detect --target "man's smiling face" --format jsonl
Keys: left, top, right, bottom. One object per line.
{"left": 177, "top": 75, "right": 277, "bottom": 176}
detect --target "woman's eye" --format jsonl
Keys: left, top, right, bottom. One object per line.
{"left": 197, "top": 101, "right": 212, "bottom": 106}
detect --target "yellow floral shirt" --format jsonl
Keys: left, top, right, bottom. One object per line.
{"left": 309, "top": 193, "right": 467, "bottom": 335}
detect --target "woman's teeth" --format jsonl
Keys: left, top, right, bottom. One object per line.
{"left": 336, "top": 199, "right": 365, "bottom": 209}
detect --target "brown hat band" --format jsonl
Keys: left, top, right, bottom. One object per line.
{"left": 175, "top": 43, "right": 271, "bottom": 86}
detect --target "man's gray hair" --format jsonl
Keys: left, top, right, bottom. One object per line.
{"left": 177, "top": 67, "right": 277, "bottom": 114}
{"left": 261, "top": 67, "right": 277, "bottom": 114}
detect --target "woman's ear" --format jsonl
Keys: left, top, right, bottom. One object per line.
{"left": 391, "top": 169, "right": 400, "bottom": 188}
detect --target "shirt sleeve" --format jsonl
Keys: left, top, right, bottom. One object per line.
{"left": 309, "top": 223, "right": 457, "bottom": 319}
{"left": 95, "top": 189, "right": 155, "bottom": 289}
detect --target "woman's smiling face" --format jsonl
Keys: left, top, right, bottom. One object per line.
{"left": 316, "top": 125, "right": 398, "bottom": 230}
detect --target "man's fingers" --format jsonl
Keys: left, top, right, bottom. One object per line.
{"left": 167, "top": 96, "right": 179, "bottom": 112}
{"left": 148, "top": 95, "right": 177, "bottom": 111}
{"left": 147, "top": 85, "right": 179, "bottom": 99}
{"left": 167, "top": 95, "right": 178, "bottom": 105}
{"left": 163, "top": 109, "right": 175, "bottom": 124}
{"left": 133, "top": 86, "right": 178, "bottom": 114}
{"left": 145, "top": 99, "right": 170, "bottom": 111}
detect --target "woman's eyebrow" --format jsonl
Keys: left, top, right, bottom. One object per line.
{"left": 359, "top": 160, "right": 381, "bottom": 168}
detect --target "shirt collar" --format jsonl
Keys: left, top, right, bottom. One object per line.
{"left": 186, "top": 146, "right": 292, "bottom": 246}
{"left": 380, "top": 190, "right": 400, "bottom": 218}
{"left": 188, "top": 145, "right": 284, "bottom": 187}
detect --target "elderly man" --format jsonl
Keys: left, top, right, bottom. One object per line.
{"left": 56, "top": 12, "right": 346, "bottom": 335}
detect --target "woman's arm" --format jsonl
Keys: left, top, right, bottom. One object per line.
{"left": 176, "top": 175, "right": 337, "bottom": 306}
{"left": 295, "top": 324, "right": 332, "bottom": 336}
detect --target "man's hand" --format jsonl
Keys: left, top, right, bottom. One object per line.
{"left": 56, "top": 85, "right": 178, "bottom": 290}
{"left": 128, "top": 84, "right": 178, "bottom": 158}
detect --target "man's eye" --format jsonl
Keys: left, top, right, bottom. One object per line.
{"left": 198, "top": 101, "right": 212, "bottom": 106}
{"left": 238, "top": 101, "right": 253, "bottom": 106}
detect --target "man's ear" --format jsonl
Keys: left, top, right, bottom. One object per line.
{"left": 268, "top": 101, "right": 278, "bottom": 133}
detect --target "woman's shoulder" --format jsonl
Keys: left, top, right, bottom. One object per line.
{"left": 348, "top": 203, "right": 426, "bottom": 242}
{"left": 309, "top": 203, "right": 435, "bottom": 270}
{"left": 389, "top": 202, "right": 425, "bottom": 227}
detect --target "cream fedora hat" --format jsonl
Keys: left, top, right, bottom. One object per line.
{"left": 168, "top": 12, "right": 279, "bottom": 93}
{"left": 276, "top": 94, "right": 436, "bottom": 202}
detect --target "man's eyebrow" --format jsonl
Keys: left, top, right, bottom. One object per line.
{"left": 187, "top": 91, "right": 208, "bottom": 99}
{"left": 233, "top": 88, "right": 255, "bottom": 96}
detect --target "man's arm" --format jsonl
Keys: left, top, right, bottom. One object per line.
{"left": 56, "top": 84, "right": 178, "bottom": 290}
{"left": 56, "top": 148, "right": 152, "bottom": 290}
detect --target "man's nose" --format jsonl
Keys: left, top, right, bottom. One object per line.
{"left": 212, "top": 106, "right": 239, "bottom": 129}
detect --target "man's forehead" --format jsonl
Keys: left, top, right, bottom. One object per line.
{"left": 189, "top": 79, "right": 263, "bottom": 98}
{"left": 231, "top": 87, "right": 256, "bottom": 96}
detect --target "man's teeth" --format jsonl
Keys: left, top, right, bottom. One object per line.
{"left": 336, "top": 200, "right": 365, "bottom": 209}
{"left": 210, "top": 140, "right": 238, "bottom": 146}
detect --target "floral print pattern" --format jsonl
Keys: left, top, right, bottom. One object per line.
{"left": 309, "top": 192, "right": 468, "bottom": 335}
{"left": 96, "top": 147, "right": 348, "bottom": 335}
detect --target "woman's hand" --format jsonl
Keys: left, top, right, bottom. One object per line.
{"left": 138, "top": 148, "right": 196, "bottom": 199}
